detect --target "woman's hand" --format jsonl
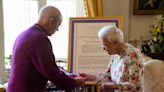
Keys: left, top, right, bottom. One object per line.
{"left": 79, "top": 73, "right": 97, "bottom": 81}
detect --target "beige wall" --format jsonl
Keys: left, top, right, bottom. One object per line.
{"left": 103, "top": 0, "right": 130, "bottom": 41}
{"left": 103, "top": 0, "right": 158, "bottom": 42}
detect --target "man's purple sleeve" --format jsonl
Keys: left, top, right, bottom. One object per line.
{"left": 30, "top": 35, "right": 76, "bottom": 91}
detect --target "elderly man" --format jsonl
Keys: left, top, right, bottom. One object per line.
{"left": 7, "top": 5, "right": 85, "bottom": 92}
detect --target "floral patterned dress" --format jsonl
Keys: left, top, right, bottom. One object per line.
{"left": 104, "top": 44, "right": 144, "bottom": 92}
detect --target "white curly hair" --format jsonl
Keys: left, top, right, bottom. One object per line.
{"left": 98, "top": 25, "right": 124, "bottom": 43}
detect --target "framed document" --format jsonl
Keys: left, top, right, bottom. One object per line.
{"left": 67, "top": 17, "right": 122, "bottom": 75}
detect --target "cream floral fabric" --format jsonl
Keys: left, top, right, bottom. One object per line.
{"left": 104, "top": 44, "right": 144, "bottom": 92}
{"left": 144, "top": 59, "right": 164, "bottom": 92}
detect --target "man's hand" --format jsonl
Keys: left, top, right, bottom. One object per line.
{"left": 79, "top": 73, "right": 97, "bottom": 81}
{"left": 74, "top": 76, "right": 86, "bottom": 87}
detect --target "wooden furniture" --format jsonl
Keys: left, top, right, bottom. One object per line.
{"left": 46, "top": 81, "right": 101, "bottom": 92}
{"left": 147, "top": 52, "right": 164, "bottom": 61}
{"left": 0, "top": 88, "right": 5, "bottom": 92}
{"left": 83, "top": 81, "right": 101, "bottom": 92}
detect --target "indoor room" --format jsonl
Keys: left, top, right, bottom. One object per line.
{"left": 0, "top": 0, "right": 164, "bottom": 92}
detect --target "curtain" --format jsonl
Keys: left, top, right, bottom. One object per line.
{"left": 83, "top": 0, "right": 103, "bottom": 17}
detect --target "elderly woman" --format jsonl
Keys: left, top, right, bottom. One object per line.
{"left": 80, "top": 25, "right": 144, "bottom": 92}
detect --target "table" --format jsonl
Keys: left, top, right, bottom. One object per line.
{"left": 83, "top": 81, "right": 101, "bottom": 92}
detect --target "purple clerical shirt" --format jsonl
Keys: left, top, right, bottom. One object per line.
{"left": 7, "top": 24, "right": 76, "bottom": 92}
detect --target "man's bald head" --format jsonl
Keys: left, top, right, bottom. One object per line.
{"left": 38, "top": 5, "right": 62, "bottom": 24}
{"left": 37, "top": 5, "right": 62, "bottom": 36}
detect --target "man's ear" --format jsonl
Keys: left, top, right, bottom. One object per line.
{"left": 49, "top": 17, "right": 55, "bottom": 24}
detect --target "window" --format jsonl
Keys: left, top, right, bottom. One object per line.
{"left": 3, "top": 0, "right": 38, "bottom": 69}
{"left": 3, "top": 0, "right": 84, "bottom": 69}
{"left": 47, "top": 0, "right": 75, "bottom": 59}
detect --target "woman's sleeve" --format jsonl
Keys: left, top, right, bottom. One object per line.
{"left": 104, "top": 56, "right": 114, "bottom": 81}
{"left": 114, "top": 51, "right": 143, "bottom": 91}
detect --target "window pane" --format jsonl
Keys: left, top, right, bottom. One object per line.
{"left": 47, "top": 0, "right": 75, "bottom": 59}
{"left": 3, "top": 0, "right": 38, "bottom": 68}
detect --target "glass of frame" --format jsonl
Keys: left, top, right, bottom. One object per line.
{"left": 133, "top": 0, "right": 164, "bottom": 15}
{"left": 67, "top": 17, "right": 122, "bottom": 75}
